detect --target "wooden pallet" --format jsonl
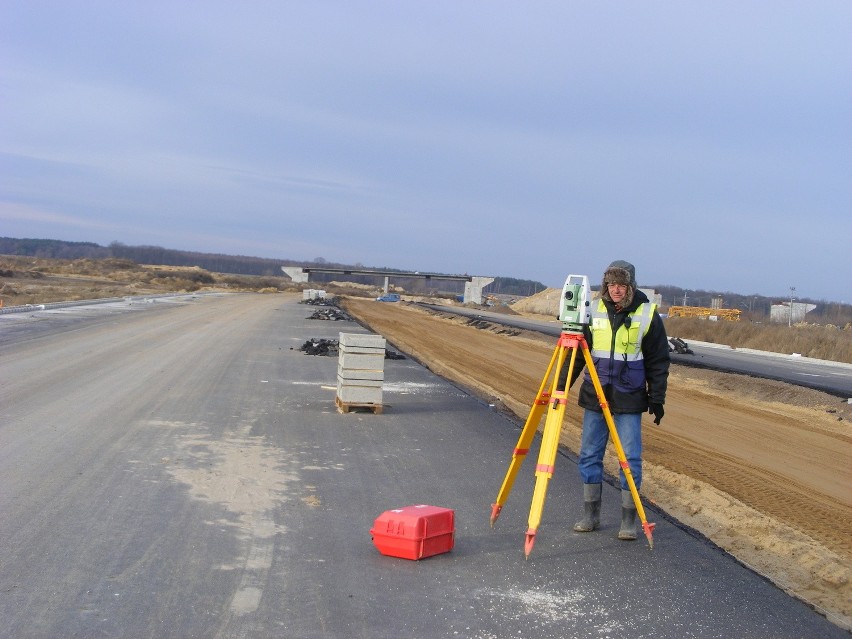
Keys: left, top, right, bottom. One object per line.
{"left": 336, "top": 396, "right": 384, "bottom": 414}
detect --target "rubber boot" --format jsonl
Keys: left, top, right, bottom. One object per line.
{"left": 617, "top": 489, "right": 638, "bottom": 541}
{"left": 573, "top": 483, "right": 602, "bottom": 532}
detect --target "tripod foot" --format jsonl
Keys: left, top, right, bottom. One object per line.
{"left": 643, "top": 521, "right": 656, "bottom": 549}
{"left": 489, "top": 503, "right": 502, "bottom": 527}
{"left": 524, "top": 530, "right": 537, "bottom": 559}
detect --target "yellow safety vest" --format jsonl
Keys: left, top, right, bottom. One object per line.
{"left": 588, "top": 300, "right": 656, "bottom": 391}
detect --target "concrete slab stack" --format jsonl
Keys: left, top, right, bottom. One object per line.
{"left": 302, "top": 289, "right": 327, "bottom": 300}
{"left": 336, "top": 332, "right": 386, "bottom": 413}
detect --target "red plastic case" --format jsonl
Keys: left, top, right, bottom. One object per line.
{"left": 370, "top": 504, "right": 455, "bottom": 560}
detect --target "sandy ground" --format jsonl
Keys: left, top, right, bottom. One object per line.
{"left": 341, "top": 297, "right": 852, "bottom": 630}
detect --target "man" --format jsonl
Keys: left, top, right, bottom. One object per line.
{"left": 560, "top": 260, "right": 670, "bottom": 540}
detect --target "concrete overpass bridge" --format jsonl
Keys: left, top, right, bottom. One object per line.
{"left": 281, "top": 266, "right": 494, "bottom": 304}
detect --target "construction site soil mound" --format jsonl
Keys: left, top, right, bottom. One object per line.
{"left": 510, "top": 287, "right": 562, "bottom": 317}
{"left": 341, "top": 297, "right": 852, "bottom": 631}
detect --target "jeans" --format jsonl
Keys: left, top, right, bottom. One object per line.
{"left": 578, "top": 409, "right": 643, "bottom": 490}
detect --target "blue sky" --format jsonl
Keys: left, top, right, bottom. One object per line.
{"left": 2, "top": 1, "right": 850, "bottom": 302}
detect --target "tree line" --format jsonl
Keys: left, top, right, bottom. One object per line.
{"left": 3, "top": 237, "right": 847, "bottom": 321}
{"left": 0, "top": 237, "right": 547, "bottom": 298}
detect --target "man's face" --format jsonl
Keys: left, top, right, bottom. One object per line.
{"left": 607, "top": 283, "right": 628, "bottom": 304}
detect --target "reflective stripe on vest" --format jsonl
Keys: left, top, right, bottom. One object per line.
{"left": 589, "top": 300, "right": 655, "bottom": 361}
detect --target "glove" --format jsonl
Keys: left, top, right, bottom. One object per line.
{"left": 648, "top": 403, "right": 664, "bottom": 425}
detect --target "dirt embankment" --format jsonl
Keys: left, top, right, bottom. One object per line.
{"left": 341, "top": 297, "right": 852, "bottom": 630}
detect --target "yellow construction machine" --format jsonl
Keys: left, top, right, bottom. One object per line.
{"left": 667, "top": 306, "right": 741, "bottom": 321}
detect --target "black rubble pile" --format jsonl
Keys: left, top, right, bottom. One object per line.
{"left": 301, "top": 296, "right": 350, "bottom": 320}
{"left": 307, "top": 307, "right": 350, "bottom": 321}
{"left": 668, "top": 337, "right": 694, "bottom": 355}
{"left": 297, "top": 337, "right": 405, "bottom": 360}
{"left": 465, "top": 317, "right": 492, "bottom": 330}
{"left": 299, "top": 338, "right": 339, "bottom": 356}
{"left": 301, "top": 296, "right": 341, "bottom": 306}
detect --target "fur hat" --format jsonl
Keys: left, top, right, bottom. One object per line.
{"left": 601, "top": 260, "right": 636, "bottom": 306}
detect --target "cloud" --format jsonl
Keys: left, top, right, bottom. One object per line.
{"left": 0, "top": 201, "right": 120, "bottom": 233}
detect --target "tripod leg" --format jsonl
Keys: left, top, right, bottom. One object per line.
{"left": 491, "top": 341, "right": 564, "bottom": 526}
{"left": 580, "top": 344, "right": 656, "bottom": 548}
{"left": 524, "top": 346, "right": 578, "bottom": 558}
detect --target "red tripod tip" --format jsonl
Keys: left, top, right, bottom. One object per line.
{"left": 524, "top": 531, "right": 537, "bottom": 558}
{"left": 489, "top": 503, "right": 502, "bottom": 527}
{"left": 643, "top": 521, "right": 656, "bottom": 549}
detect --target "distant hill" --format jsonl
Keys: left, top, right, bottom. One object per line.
{"left": 0, "top": 237, "right": 547, "bottom": 298}
{"left": 4, "top": 237, "right": 849, "bottom": 322}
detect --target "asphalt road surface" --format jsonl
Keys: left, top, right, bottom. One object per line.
{"left": 420, "top": 304, "right": 852, "bottom": 398}
{"left": 0, "top": 294, "right": 845, "bottom": 638}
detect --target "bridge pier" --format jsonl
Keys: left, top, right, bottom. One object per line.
{"left": 281, "top": 267, "right": 309, "bottom": 283}
{"left": 463, "top": 277, "right": 494, "bottom": 305}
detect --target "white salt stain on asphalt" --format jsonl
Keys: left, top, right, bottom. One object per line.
{"left": 478, "top": 587, "right": 627, "bottom": 637}
{"left": 291, "top": 380, "right": 444, "bottom": 392}
{"left": 382, "top": 381, "right": 443, "bottom": 392}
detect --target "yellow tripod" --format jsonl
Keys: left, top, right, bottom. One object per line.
{"left": 490, "top": 330, "right": 655, "bottom": 557}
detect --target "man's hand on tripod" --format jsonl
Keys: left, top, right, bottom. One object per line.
{"left": 648, "top": 403, "right": 664, "bottom": 425}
